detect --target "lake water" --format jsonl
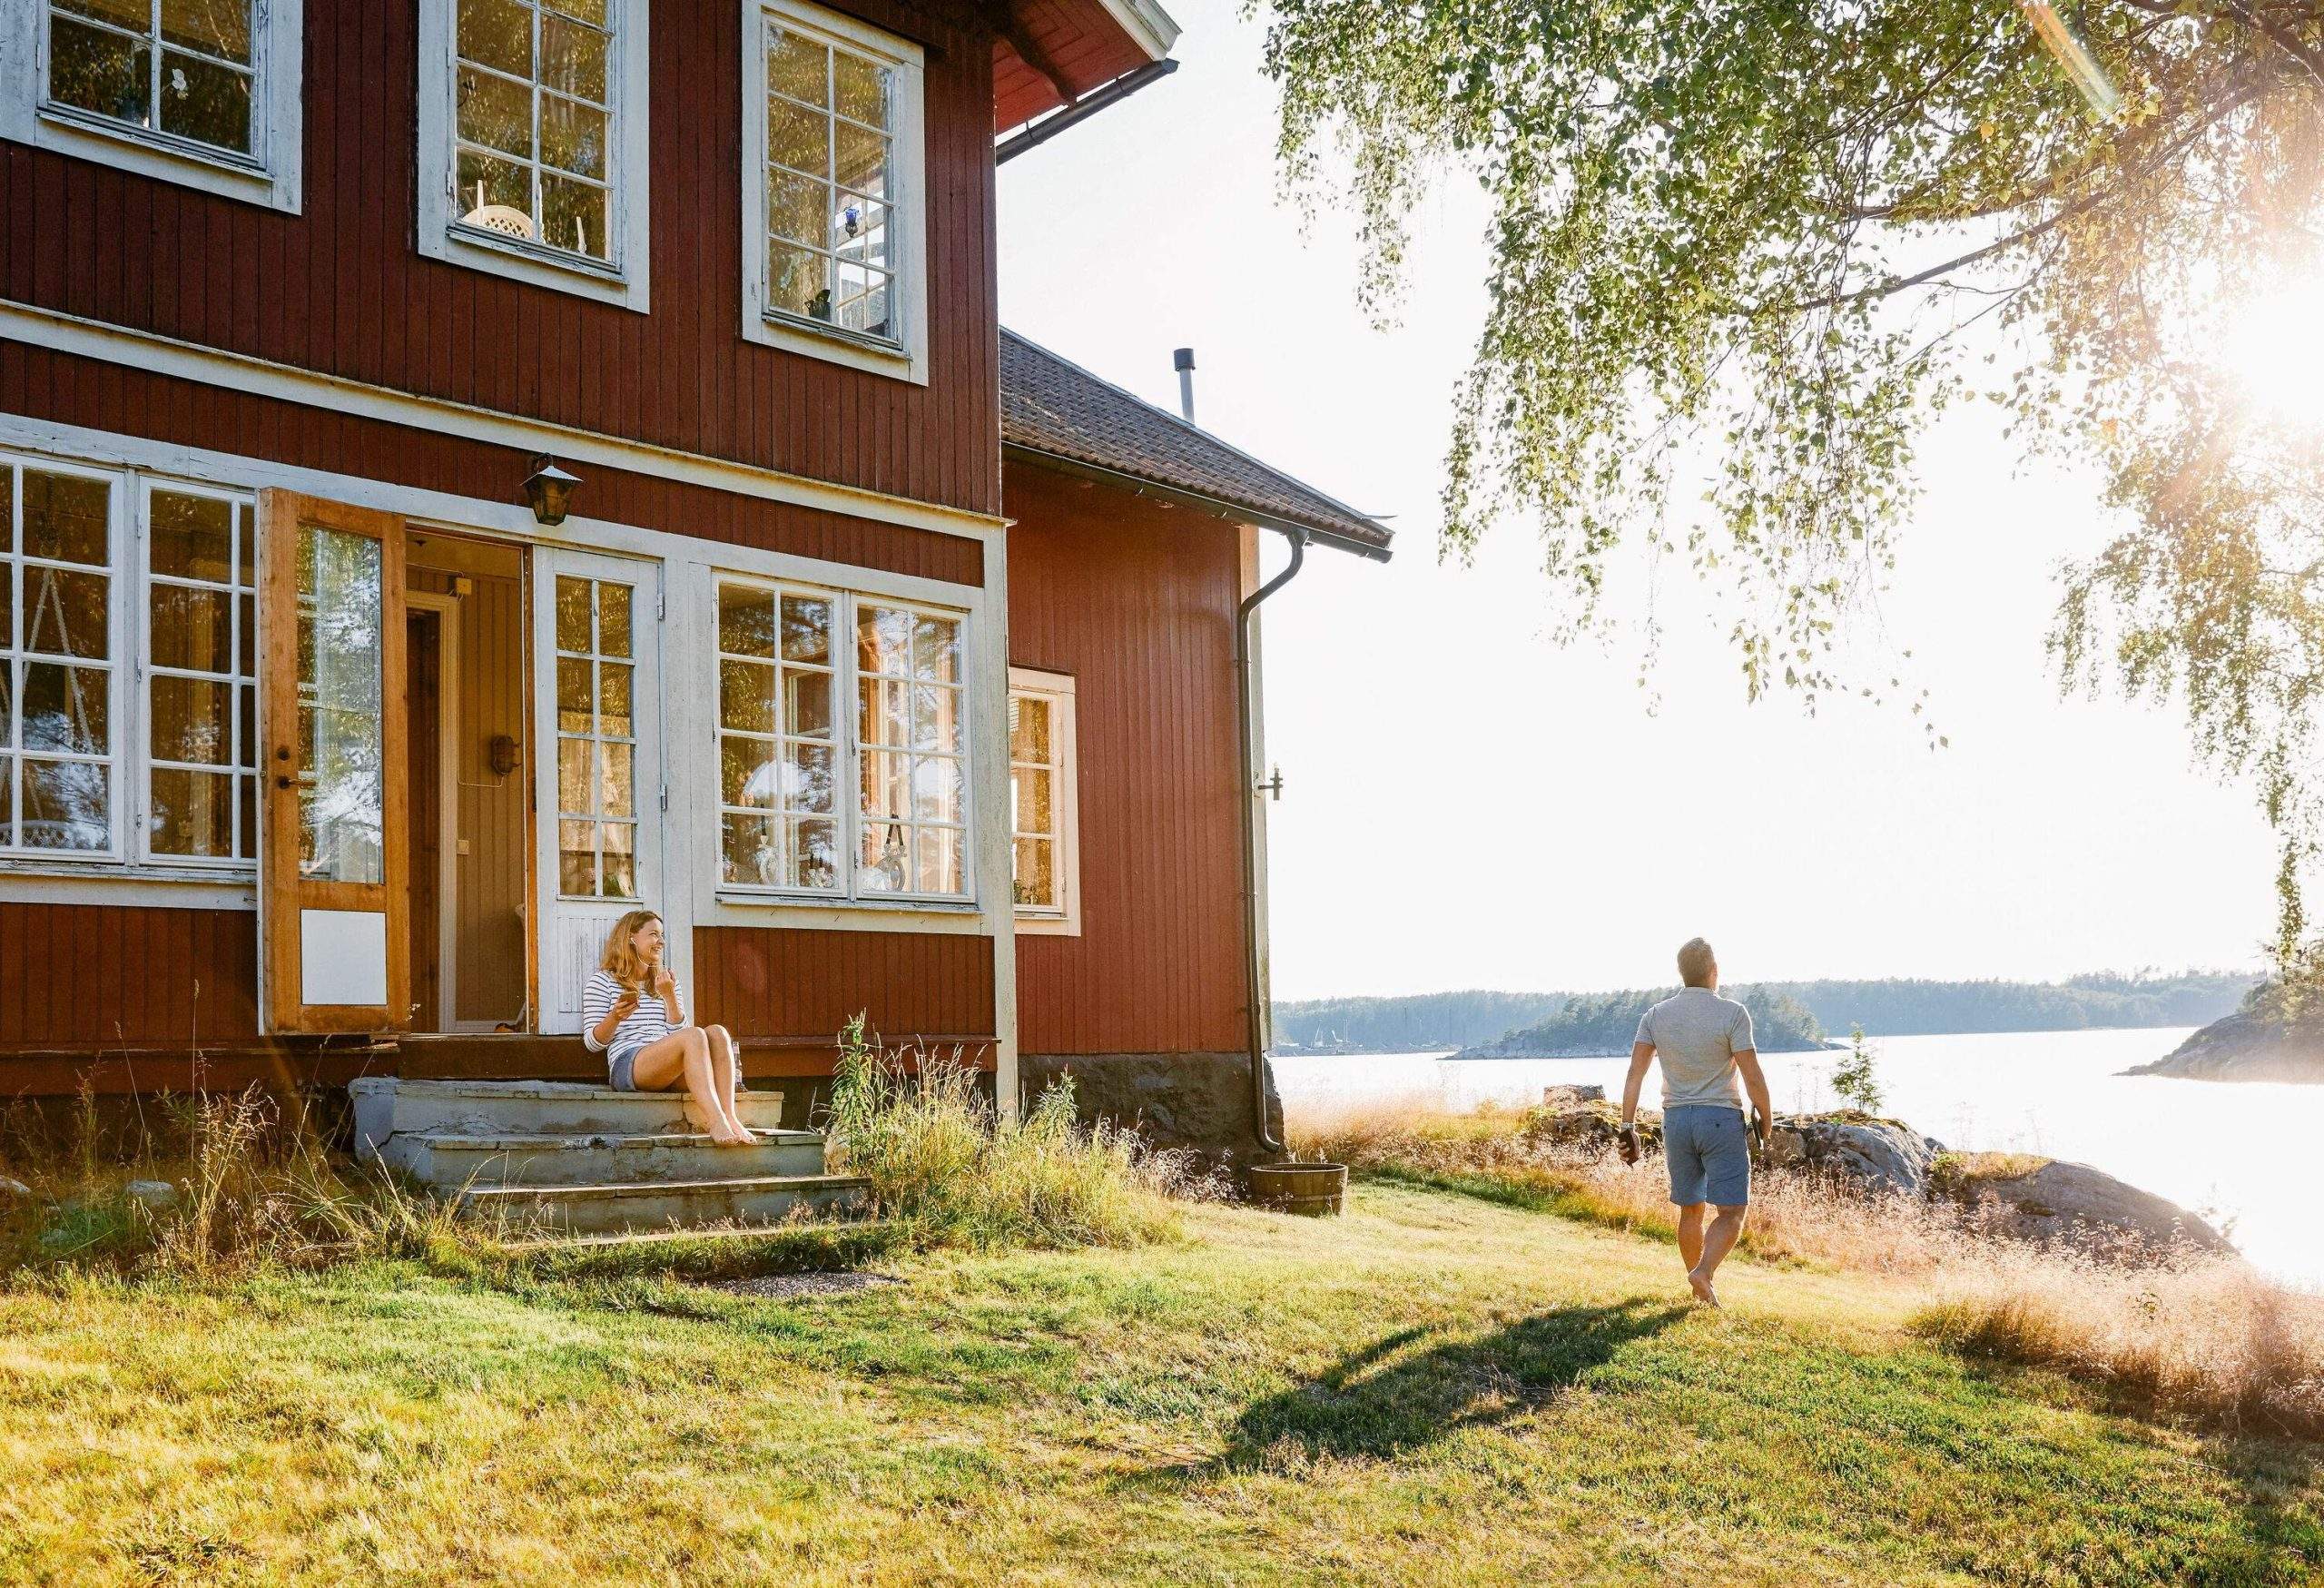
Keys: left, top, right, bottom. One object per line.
{"left": 1272, "top": 1028, "right": 2324, "bottom": 1289}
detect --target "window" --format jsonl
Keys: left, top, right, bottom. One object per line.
{"left": 417, "top": 0, "right": 651, "bottom": 309}
{"left": 1008, "top": 668, "right": 1079, "bottom": 934}
{"left": 1, "top": 1, "right": 302, "bottom": 211}
{"left": 715, "top": 578, "right": 967, "bottom": 902}
{"left": 741, "top": 0, "right": 929, "bottom": 383}
{"left": 552, "top": 573, "right": 641, "bottom": 899}
{"left": 0, "top": 454, "right": 263, "bottom": 874}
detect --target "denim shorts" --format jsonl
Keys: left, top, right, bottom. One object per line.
{"left": 607, "top": 1042, "right": 645, "bottom": 1091}
{"left": 1663, "top": 1104, "right": 1750, "bottom": 1207}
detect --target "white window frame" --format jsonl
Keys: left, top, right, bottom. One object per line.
{"left": 0, "top": 0, "right": 303, "bottom": 212}
{"left": 0, "top": 449, "right": 262, "bottom": 883}
{"left": 137, "top": 478, "right": 259, "bottom": 872}
{"left": 1007, "top": 666, "right": 1078, "bottom": 936}
{"left": 415, "top": 0, "right": 653, "bottom": 311}
{"left": 739, "top": 0, "right": 929, "bottom": 386}
{"left": 713, "top": 573, "right": 971, "bottom": 905}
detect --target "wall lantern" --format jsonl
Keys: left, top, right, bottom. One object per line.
{"left": 523, "top": 455, "right": 582, "bottom": 526}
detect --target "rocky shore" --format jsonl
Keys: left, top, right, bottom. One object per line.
{"left": 1528, "top": 1084, "right": 2230, "bottom": 1259}
{"left": 2121, "top": 998, "right": 2324, "bottom": 1083}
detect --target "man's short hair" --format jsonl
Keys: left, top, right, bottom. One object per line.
{"left": 1677, "top": 937, "right": 1717, "bottom": 988}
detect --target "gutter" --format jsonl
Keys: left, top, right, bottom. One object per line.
{"left": 1237, "top": 527, "right": 1305, "bottom": 1158}
{"left": 995, "top": 60, "right": 1181, "bottom": 166}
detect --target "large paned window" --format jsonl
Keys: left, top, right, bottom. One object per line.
{"left": 1008, "top": 668, "right": 1079, "bottom": 933}
{"left": 553, "top": 573, "right": 641, "bottom": 899}
{"left": 4, "top": 2, "right": 302, "bottom": 210}
{"left": 741, "top": 0, "right": 927, "bottom": 382}
{"left": 0, "top": 453, "right": 262, "bottom": 873}
{"left": 715, "top": 579, "right": 967, "bottom": 902}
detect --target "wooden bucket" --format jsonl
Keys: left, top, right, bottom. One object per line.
{"left": 1249, "top": 1162, "right": 1346, "bottom": 1217}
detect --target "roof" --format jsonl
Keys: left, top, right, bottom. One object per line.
{"left": 994, "top": 0, "right": 1179, "bottom": 136}
{"left": 999, "top": 330, "right": 1394, "bottom": 559}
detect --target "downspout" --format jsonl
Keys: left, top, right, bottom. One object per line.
{"left": 1237, "top": 527, "right": 1305, "bottom": 1157}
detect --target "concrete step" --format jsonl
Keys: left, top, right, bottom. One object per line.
{"left": 455, "top": 1173, "right": 872, "bottom": 1237}
{"left": 379, "top": 1129, "right": 828, "bottom": 1190}
{"left": 351, "top": 1077, "right": 788, "bottom": 1159}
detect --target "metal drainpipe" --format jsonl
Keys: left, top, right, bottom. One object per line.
{"left": 1238, "top": 526, "right": 1305, "bottom": 1158}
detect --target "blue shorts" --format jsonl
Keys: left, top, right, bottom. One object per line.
{"left": 607, "top": 1043, "right": 645, "bottom": 1091}
{"left": 1663, "top": 1105, "right": 1750, "bottom": 1208}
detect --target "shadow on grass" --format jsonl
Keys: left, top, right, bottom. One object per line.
{"left": 1215, "top": 1299, "right": 1687, "bottom": 1467}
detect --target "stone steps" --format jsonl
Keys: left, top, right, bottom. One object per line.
{"left": 376, "top": 1129, "right": 828, "bottom": 1189}
{"left": 456, "top": 1173, "right": 872, "bottom": 1237}
{"left": 351, "top": 1076, "right": 789, "bottom": 1158}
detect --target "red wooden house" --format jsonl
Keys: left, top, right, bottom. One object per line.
{"left": 0, "top": 0, "right": 1390, "bottom": 1186}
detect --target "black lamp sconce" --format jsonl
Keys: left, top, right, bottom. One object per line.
{"left": 524, "top": 455, "right": 582, "bottom": 527}
{"left": 487, "top": 734, "right": 520, "bottom": 777}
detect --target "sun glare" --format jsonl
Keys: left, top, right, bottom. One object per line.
{"left": 2221, "top": 284, "right": 2324, "bottom": 433}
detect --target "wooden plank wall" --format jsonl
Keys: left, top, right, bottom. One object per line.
{"left": 0, "top": 902, "right": 261, "bottom": 1049}
{"left": 1004, "top": 464, "right": 1247, "bottom": 1056}
{"left": 0, "top": 348, "right": 986, "bottom": 587}
{"left": 0, "top": 0, "right": 1003, "bottom": 518}
{"left": 693, "top": 926, "right": 997, "bottom": 1055}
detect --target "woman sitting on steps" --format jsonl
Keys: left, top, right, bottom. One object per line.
{"left": 581, "top": 910, "right": 757, "bottom": 1147}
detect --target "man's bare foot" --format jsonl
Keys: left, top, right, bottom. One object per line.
{"left": 1687, "top": 1268, "right": 1719, "bottom": 1307}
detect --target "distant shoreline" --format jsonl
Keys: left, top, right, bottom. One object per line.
{"left": 1272, "top": 1024, "right": 2197, "bottom": 1060}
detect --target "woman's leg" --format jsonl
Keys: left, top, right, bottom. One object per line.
{"left": 626, "top": 1028, "right": 749, "bottom": 1145}
{"left": 704, "top": 1025, "right": 754, "bottom": 1139}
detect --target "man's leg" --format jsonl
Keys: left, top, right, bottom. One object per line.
{"left": 1676, "top": 1202, "right": 1706, "bottom": 1272}
{"left": 1689, "top": 1205, "right": 1748, "bottom": 1306}
{"left": 1687, "top": 1110, "right": 1753, "bottom": 1306}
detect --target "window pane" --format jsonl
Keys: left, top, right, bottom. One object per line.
{"left": 598, "top": 739, "right": 633, "bottom": 818}
{"left": 236, "top": 772, "right": 254, "bottom": 858}
{"left": 296, "top": 527, "right": 385, "bottom": 885}
{"left": 149, "top": 584, "right": 232, "bottom": 673}
{"left": 21, "top": 663, "right": 108, "bottom": 755}
{"left": 152, "top": 673, "right": 231, "bottom": 764}
{"left": 767, "top": 94, "right": 824, "bottom": 175}
{"left": 781, "top": 594, "right": 831, "bottom": 662}
{"left": 719, "top": 659, "right": 774, "bottom": 735}
{"left": 837, "top": 266, "right": 891, "bottom": 339}
{"left": 721, "top": 810, "right": 776, "bottom": 886}
{"left": 1010, "top": 694, "right": 1049, "bottom": 763}
{"left": 238, "top": 682, "right": 255, "bottom": 768}
{"left": 150, "top": 490, "right": 232, "bottom": 582}
{"left": 834, "top": 195, "right": 886, "bottom": 261}
{"left": 913, "top": 826, "right": 959, "bottom": 894}
{"left": 767, "top": 29, "right": 826, "bottom": 108}
{"left": 458, "top": 0, "right": 533, "bottom": 76}
{"left": 540, "top": 171, "right": 607, "bottom": 258}
{"left": 456, "top": 150, "right": 533, "bottom": 231}
{"left": 859, "top": 745, "right": 907, "bottom": 818}
{"left": 720, "top": 737, "right": 775, "bottom": 808}
{"left": 599, "top": 819, "right": 635, "bottom": 897}
{"left": 0, "top": 758, "right": 12, "bottom": 844}
{"left": 857, "top": 605, "right": 912, "bottom": 674}
{"left": 717, "top": 584, "right": 773, "bottom": 656}
{"left": 596, "top": 660, "right": 632, "bottom": 737}
{"left": 858, "top": 816, "right": 907, "bottom": 892}
{"left": 25, "top": 567, "right": 108, "bottom": 658}
{"left": 790, "top": 816, "right": 837, "bottom": 890}
{"left": 57, "top": 0, "right": 148, "bottom": 29}
{"left": 832, "top": 52, "right": 888, "bottom": 128}
{"left": 912, "top": 686, "right": 959, "bottom": 754}
{"left": 785, "top": 743, "right": 833, "bottom": 815}
{"left": 0, "top": 577, "right": 10, "bottom": 652}
{"left": 547, "top": 0, "right": 605, "bottom": 27}
{"left": 238, "top": 591, "right": 254, "bottom": 674}
{"left": 159, "top": 49, "right": 252, "bottom": 152}
{"left": 48, "top": 17, "right": 151, "bottom": 130}
{"left": 555, "top": 575, "right": 591, "bottom": 651}
{"left": 767, "top": 241, "right": 829, "bottom": 321}
{"left": 0, "top": 667, "right": 11, "bottom": 745}
{"left": 858, "top": 678, "right": 906, "bottom": 749}
{"left": 912, "top": 755, "right": 961, "bottom": 824}
{"left": 911, "top": 615, "right": 957, "bottom": 682}
{"left": 558, "top": 817, "right": 596, "bottom": 895}
{"left": 833, "top": 121, "right": 885, "bottom": 195}
{"left": 1012, "top": 764, "right": 1051, "bottom": 836}
{"left": 598, "top": 583, "right": 632, "bottom": 656}
{"left": 149, "top": 765, "right": 233, "bottom": 857}
{"left": 540, "top": 93, "right": 606, "bottom": 178}
{"left": 556, "top": 656, "right": 593, "bottom": 733}
{"left": 767, "top": 168, "right": 828, "bottom": 248}
{"left": 1014, "top": 838, "right": 1053, "bottom": 909}
{"left": 23, "top": 470, "right": 109, "bottom": 566}
{"left": 783, "top": 668, "right": 832, "bottom": 738}
{"left": 22, "top": 758, "right": 109, "bottom": 851}
{"left": 557, "top": 735, "right": 591, "bottom": 816}
{"left": 541, "top": 12, "right": 607, "bottom": 101}
{"left": 458, "top": 65, "right": 534, "bottom": 158}
{"left": 158, "top": 0, "right": 251, "bottom": 60}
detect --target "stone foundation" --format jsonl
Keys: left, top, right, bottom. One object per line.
{"left": 1019, "top": 1051, "right": 1285, "bottom": 1178}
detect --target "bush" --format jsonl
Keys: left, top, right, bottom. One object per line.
{"left": 823, "top": 1017, "right": 1196, "bottom": 1249}
{"left": 1829, "top": 1026, "right": 1885, "bottom": 1113}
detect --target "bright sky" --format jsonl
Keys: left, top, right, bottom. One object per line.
{"left": 995, "top": 0, "right": 2277, "bottom": 1001}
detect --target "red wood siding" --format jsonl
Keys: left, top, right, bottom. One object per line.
{"left": 1005, "top": 462, "right": 1247, "bottom": 1056}
{"left": 0, "top": 902, "right": 261, "bottom": 1049}
{"left": 693, "top": 926, "right": 997, "bottom": 1051}
{"left": 0, "top": 0, "right": 1002, "bottom": 518}
{"left": 0, "top": 346, "right": 984, "bottom": 586}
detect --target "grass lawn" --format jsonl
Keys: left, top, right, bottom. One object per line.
{"left": 1, "top": 1182, "right": 2318, "bottom": 1586}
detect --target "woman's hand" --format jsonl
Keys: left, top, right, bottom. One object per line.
{"left": 652, "top": 964, "right": 676, "bottom": 1001}
{"left": 609, "top": 991, "right": 641, "bottom": 1022}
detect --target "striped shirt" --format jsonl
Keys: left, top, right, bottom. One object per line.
{"left": 581, "top": 970, "right": 684, "bottom": 1061}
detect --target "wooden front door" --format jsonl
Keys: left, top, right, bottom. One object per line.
{"left": 258, "top": 490, "right": 411, "bottom": 1034}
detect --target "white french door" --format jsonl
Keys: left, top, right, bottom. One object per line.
{"left": 533, "top": 547, "right": 664, "bottom": 1034}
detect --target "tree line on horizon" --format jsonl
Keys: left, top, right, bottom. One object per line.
{"left": 1272, "top": 972, "right": 2258, "bottom": 1057}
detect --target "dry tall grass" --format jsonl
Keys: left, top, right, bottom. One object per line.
{"left": 1292, "top": 1094, "right": 2324, "bottom": 1437}
{"left": 824, "top": 1018, "right": 1200, "bottom": 1248}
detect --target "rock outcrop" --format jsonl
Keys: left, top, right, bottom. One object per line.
{"left": 2122, "top": 998, "right": 2324, "bottom": 1084}
{"left": 1765, "top": 1113, "right": 1946, "bottom": 1198}
{"left": 1935, "top": 1155, "right": 2231, "bottom": 1255}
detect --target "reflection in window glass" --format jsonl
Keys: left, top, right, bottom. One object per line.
{"left": 454, "top": 0, "right": 615, "bottom": 260}
{"left": 2, "top": 463, "right": 115, "bottom": 853}
{"left": 855, "top": 601, "right": 960, "bottom": 895}
{"left": 552, "top": 574, "right": 642, "bottom": 897}
{"left": 146, "top": 488, "right": 256, "bottom": 861}
{"left": 761, "top": 15, "right": 897, "bottom": 341}
{"left": 45, "top": 0, "right": 256, "bottom": 156}
{"left": 717, "top": 582, "right": 840, "bottom": 893}
{"left": 295, "top": 526, "right": 385, "bottom": 884}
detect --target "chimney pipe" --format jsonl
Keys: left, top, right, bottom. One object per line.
{"left": 1173, "top": 346, "right": 1196, "bottom": 423}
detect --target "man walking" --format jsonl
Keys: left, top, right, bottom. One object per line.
{"left": 1617, "top": 938, "right": 1773, "bottom": 1306}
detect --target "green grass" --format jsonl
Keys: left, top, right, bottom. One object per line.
{"left": 0, "top": 1183, "right": 2318, "bottom": 1585}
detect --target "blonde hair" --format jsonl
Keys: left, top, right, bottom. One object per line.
{"left": 600, "top": 910, "right": 664, "bottom": 994}
{"left": 1677, "top": 937, "right": 1717, "bottom": 988}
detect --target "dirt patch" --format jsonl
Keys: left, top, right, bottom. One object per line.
{"left": 699, "top": 1271, "right": 902, "bottom": 1301}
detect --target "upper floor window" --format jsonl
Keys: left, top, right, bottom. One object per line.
{"left": 417, "top": 0, "right": 651, "bottom": 310}
{"left": 1009, "top": 668, "right": 1079, "bottom": 934}
{"left": 0, "top": 1, "right": 303, "bottom": 211}
{"left": 741, "top": 0, "right": 929, "bottom": 385}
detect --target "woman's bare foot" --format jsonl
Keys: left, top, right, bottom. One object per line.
{"left": 708, "top": 1122, "right": 754, "bottom": 1147}
{"left": 1687, "top": 1267, "right": 1719, "bottom": 1307}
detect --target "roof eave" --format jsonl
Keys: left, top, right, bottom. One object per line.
{"left": 1097, "top": 0, "right": 1180, "bottom": 60}
{"left": 1003, "top": 441, "right": 1394, "bottom": 562}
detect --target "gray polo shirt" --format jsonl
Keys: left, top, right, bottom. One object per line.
{"left": 1634, "top": 987, "right": 1755, "bottom": 1110}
